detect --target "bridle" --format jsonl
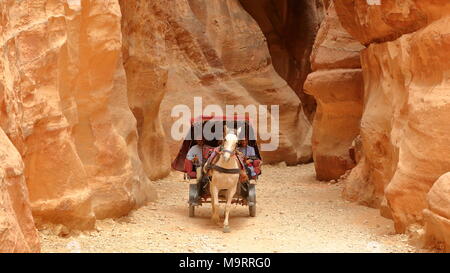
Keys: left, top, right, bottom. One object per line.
{"left": 206, "top": 146, "right": 241, "bottom": 174}
{"left": 206, "top": 128, "right": 242, "bottom": 174}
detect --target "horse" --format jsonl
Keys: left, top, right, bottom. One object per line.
{"left": 206, "top": 126, "right": 242, "bottom": 233}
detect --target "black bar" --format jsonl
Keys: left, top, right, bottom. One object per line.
{"left": 0, "top": 253, "right": 447, "bottom": 272}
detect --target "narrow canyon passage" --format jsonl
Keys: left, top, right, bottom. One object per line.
{"left": 40, "top": 164, "right": 422, "bottom": 253}
{"left": 1, "top": 0, "right": 449, "bottom": 253}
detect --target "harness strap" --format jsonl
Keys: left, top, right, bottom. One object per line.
{"left": 210, "top": 164, "right": 241, "bottom": 174}
{"left": 204, "top": 147, "right": 243, "bottom": 175}
{"left": 222, "top": 149, "right": 234, "bottom": 155}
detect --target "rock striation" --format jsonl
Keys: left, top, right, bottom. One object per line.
{"left": 334, "top": 0, "right": 450, "bottom": 249}
{"left": 0, "top": 0, "right": 156, "bottom": 251}
{"left": 424, "top": 172, "right": 450, "bottom": 251}
{"left": 0, "top": 128, "right": 40, "bottom": 252}
{"left": 0, "top": 0, "right": 314, "bottom": 251}
{"left": 304, "top": 2, "right": 364, "bottom": 181}
{"left": 152, "top": 0, "right": 313, "bottom": 165}
{"left": 240, "top": 0, "right": 330, "bottom": 121}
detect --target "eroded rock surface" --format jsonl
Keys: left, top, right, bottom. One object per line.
{"left": 0, "top": 128, "right": 40, "bottom": 252}
{"left": 1, "top": 0, "right": 448, "bottom": 253}
{"left": 154, "top": 0, "right": 313, "bottom": 164}
{"left": 334, "top": 0, "right": 450, "bottom": 246}
{"left": 120, "top": 0, "right": 172, "bottom": 180}
{"left": 334, "top": 0, "right": 450, "bottom": 45}
{"left": 424, "top": 173, "right": 450, "bottom": 251}
{"left": 304, "top": 2, "right": 364, "bottom": 180}
{"left": 0, "top": 0, "right": 314, "bottom": 251}
{"left": 240, "top": 0, "right": 329, "bottom": 120}
{"left": 0, "top": 0, "right": 155, "bottom": 239}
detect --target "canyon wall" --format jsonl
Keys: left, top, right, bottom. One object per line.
{"left": 0, "top": 128, "right": 40, "bottom": 252}
{"left": 424, "top": 172, "right": 450, "bottom": 251}
{"left": 334, "top": 0, "right": 450, "bottom": 249}
{"left": 0, "top": 0, "right": 314, "bottom": 251}
{"left": 0, "top": 0, "right": 156, "bottom": 251}
{"left": 303, "top": 2, "right": 364, "bottom": 181}
{"left": 119, "top": 0, "right": 172, "bottom": 180}
{"left": 153, "top": 0, "right": 313, "bottom": 165}
{"left": 4, "top": 0, "right": 448, "bottom": 253}
{"left": 239, "top": 0, "right": 329, "bottom": 121}
{"left": 120, "top": 0, "right": 315, "bottom": 171}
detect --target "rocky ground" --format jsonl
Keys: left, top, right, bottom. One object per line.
{"left": 40, "top": 163, "right": 433, "bottom": 253}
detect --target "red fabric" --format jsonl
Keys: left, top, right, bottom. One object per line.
{"left": 172, "top": 140, "right": 193, "bottom": 172}
{"left": 252, "top": 159, "right": 262, "bottom": 176}
{"left": 184, "top": 159, "right": 197, "bottom": 179}
{"left": 253, "top": 160, "right": 261, "bottom": 168}
{"left": 203, "top": 146, "right": 214, "bottom": 160}
{"left": 253, "top": 160, "right": 261, "bottom": 173}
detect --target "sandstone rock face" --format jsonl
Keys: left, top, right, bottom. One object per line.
{"left": 0, "top": 0, "right": 313, "bottom": 251}
{"left": 0, "top": 0, "right": 155, "bottom": 238}
{"left": 384, "top": 18, "right": 450, "bottom": 232}
{"left": 152, "top": 0, "right": 313, "bottom": 164}
{"left": 0, "top": 128, "right": 40, "bottom": 252}
{"left": 120, "top": 0, "right": 171, "bottom": 180}
{"left": 334, "top": 0, "right": 450, "bottom": 45}
{"left": 334, "top": 0, "right": 450, "bottom": 241}
{"left": 424, "top": 173, "right": 450, "bottom": 251}
{"left": 240, "top": 0, "right": 329, "bottom": 121}
{"left": 304, "top": 3, "right": 364, "bottom": 181}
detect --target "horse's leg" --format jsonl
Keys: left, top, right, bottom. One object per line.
{"left": 210, "top": 183, "right": 220, "bottom": 225}
{"left": 223, "top": 183, "right": 237, "bottom": 233}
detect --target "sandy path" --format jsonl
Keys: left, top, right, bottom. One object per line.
{"left": 40, "top": 163, "right": 423, "bottom": 253}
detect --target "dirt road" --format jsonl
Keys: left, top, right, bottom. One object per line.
{"left": 40, "top": 163, "right": 423, "bottom": 253}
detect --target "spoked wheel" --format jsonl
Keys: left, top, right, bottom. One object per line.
{"left": 189, "top": 204, "right": 195, "bottom": 217}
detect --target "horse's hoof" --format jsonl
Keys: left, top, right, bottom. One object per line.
{"left": 223, "top": 226, "right": 231, "bottom": 233}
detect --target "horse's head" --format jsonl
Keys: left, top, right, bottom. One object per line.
{"left": 222, "top": 127, "right": 241, "bottom": 161}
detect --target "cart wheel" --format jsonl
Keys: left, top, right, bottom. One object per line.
{"left": 189, "top": 183, "right": 199, "bottom": 204}
{"left": 189, "top": 204, "right": 195, "bottom": 217}
{"left": 249, "top": 204, "right": 256, "bottom": 217}
{"left": 247, "top": 183, "right": 256, "bottom": 217}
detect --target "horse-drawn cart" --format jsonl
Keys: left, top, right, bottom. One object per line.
{"left": 171, "top": 116, "right": 262, "bottom": 220}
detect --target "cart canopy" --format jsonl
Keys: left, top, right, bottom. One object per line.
{"left": 171, "top": 115, "right": 262, "bottom": 172}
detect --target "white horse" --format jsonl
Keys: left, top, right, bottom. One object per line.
{"left": 207, "top": 127, "right": 242, "bottom": 233}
